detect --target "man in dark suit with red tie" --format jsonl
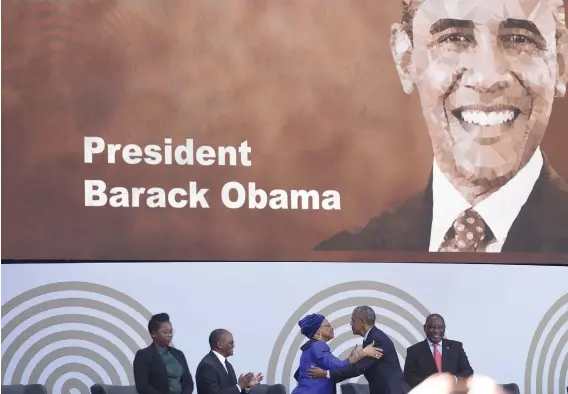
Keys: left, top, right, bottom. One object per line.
{"left": 403, "top": 314, "right": 474, "bottom": 389}
{"left": 195, "top": 329, "right": 262, "bottom": 394}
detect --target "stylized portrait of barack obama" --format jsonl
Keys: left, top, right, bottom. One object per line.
{"left": 317, "top": 0, "right": 568, "bottom": 253}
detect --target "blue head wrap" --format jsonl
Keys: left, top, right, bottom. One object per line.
{"left": 298, "top": 313, "right": 325, "bottom": 339}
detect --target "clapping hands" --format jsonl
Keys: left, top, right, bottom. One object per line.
{"left": 245, "top": 372, "right": 263, "bottom": 389}
{"left": 250, "top": 373, "right": 263, "bottom": 386}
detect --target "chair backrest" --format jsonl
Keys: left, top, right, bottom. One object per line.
{"left": 500, "top": 383, "right": 520, "bottom": 394}
{"left": 340, "top": 383, "right": 370, "bottom": 394}
{"left": 90, "top": 384, "right": 139, "bottom": 394}
{"left": 249, "top": 384, "right": 287, "bottom": 394}
{"left": 1, "top": 384, "right": 48, "bottom": 394}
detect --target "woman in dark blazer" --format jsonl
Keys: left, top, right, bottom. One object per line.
{"left": 134, "top": 313, "right": 194, "bottom": 394}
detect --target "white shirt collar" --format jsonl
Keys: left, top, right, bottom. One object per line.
{"left": 363, "top": 327, "right": 373, "bottom": 341}
{"left": 429, "top": 147, "right": 543, "bottom": 251}
{"left": 212, "top": 350, "right": 227, "bottom": 365}
{"left": 427, "top": 338, "right": 442, "bottom": 347}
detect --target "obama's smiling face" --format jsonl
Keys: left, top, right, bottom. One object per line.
{"left": 391, "top": 0, "right": 567, "bottom": 191}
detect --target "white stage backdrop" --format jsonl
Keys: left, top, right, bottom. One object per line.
{"left": 1, "top": 263, "right": 567, "bottom": 394}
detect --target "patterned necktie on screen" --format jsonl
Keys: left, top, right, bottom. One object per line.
{"left": 438, "top": 208, "right": 488, "bottom": 252}
{"left": 433, "top": 343, "right": 442, "bottom": 373}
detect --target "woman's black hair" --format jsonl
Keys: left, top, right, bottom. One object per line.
{"left": 148, "top": 313, "right": 170, "bottom": 334}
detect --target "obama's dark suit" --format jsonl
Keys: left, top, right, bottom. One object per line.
{"left": 316, "top": 158, "right": 568, "bottom": 252}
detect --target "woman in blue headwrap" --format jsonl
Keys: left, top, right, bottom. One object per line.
{"left": 292, "top": 314, "right": 382, "bottom": 394}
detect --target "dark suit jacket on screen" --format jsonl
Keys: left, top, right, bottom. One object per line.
{"left": 195, "top": 351, "right": 244, "bottom": 394}
{"left": 315, "top": 158, "right": 568, "bottom": 252}
{"left": 403, "top": 339, "right": 474, "bottom": 389}
{"left": 133, "top": 345, "right": 194, "bottom": 394}
{"left": 328, "top": 326, "right": 410, "bottom": 394}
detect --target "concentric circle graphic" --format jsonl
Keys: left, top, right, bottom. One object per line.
{"left": 524, "top": 293, "right": 568, "bottom": 394}
{"left": 267, "top": 281, "right": 430, "bottom": 393}
{"left": 1, "top": 282, "right": 153, "bottom": 394}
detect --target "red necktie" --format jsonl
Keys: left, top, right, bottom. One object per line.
{"left": 433, "top": 343, "right": 442, "bottom": 373}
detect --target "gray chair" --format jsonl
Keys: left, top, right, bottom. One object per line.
{"left": 500, "top": 383, "right": 520, "bottom": 394}
{"left": 90, "top": 384, "right": 139, "bottom": 394}
{"left": 250, "top": 384, "right": 287, "bottom": 394}
{"left": 340, "top": 383, "right": 369, "bottom": 394}
{"left": 1, "top": 385, "right": 48, "bottom": 394}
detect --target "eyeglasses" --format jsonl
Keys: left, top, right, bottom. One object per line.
{"left": 426, "top": 325, "right": 445, "bottom": 330}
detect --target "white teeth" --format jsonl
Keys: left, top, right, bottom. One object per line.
{"left": 460, "top": 110, "right": 516, "bottom": 126}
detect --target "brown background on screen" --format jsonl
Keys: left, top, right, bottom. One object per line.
{"left": 2, "top": 0, "right": 567, "bottom": 263}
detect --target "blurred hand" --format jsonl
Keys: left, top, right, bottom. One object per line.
{"left": 360, "top": 341, "right": 383, "bottom": 359}
{"left": 409, "top": 374, "right": 504, "bottom": 394}
{"left": 349, "top": 345, "right": 359, "bottom": 357}
{"left": 238, "top": 373, "right": 254, "bottom": 390}
{"left": 307, "top": 366, "right": 327, "bottom": 379}
{"left": 468, "top": 375, "right": 505, "bottom": 394}
{"left": 247, "top": 373, "right": 263, "bottom": 387}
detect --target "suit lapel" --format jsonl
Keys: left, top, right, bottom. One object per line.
{"left": 225, "top": 360, "right": 238, "bottom": 385}
{"left": 398, "top": 173, "right": 433, "bottom": 250}
{"left": 374, "top": 174, "right": 433, "bottom": 251}
{"left": 209, "top": 351, "right": 231, "bottom": 384}
{"left": 363, "top": 326, "right": 377, "bottom": 346}
{"left": 151, "top": 345, "right": 169, "bottom": 377}
{"left": 441, "top": 341, "right": 451, "bottom": 372}
{"left": 503, "top": 157, "right": 568, "bottom": 253}
{"left": 503, "top": 167, "right": 545, "bottom": 252}
{"left": 420, "top": 341, "right": 438, "bottom": 373}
